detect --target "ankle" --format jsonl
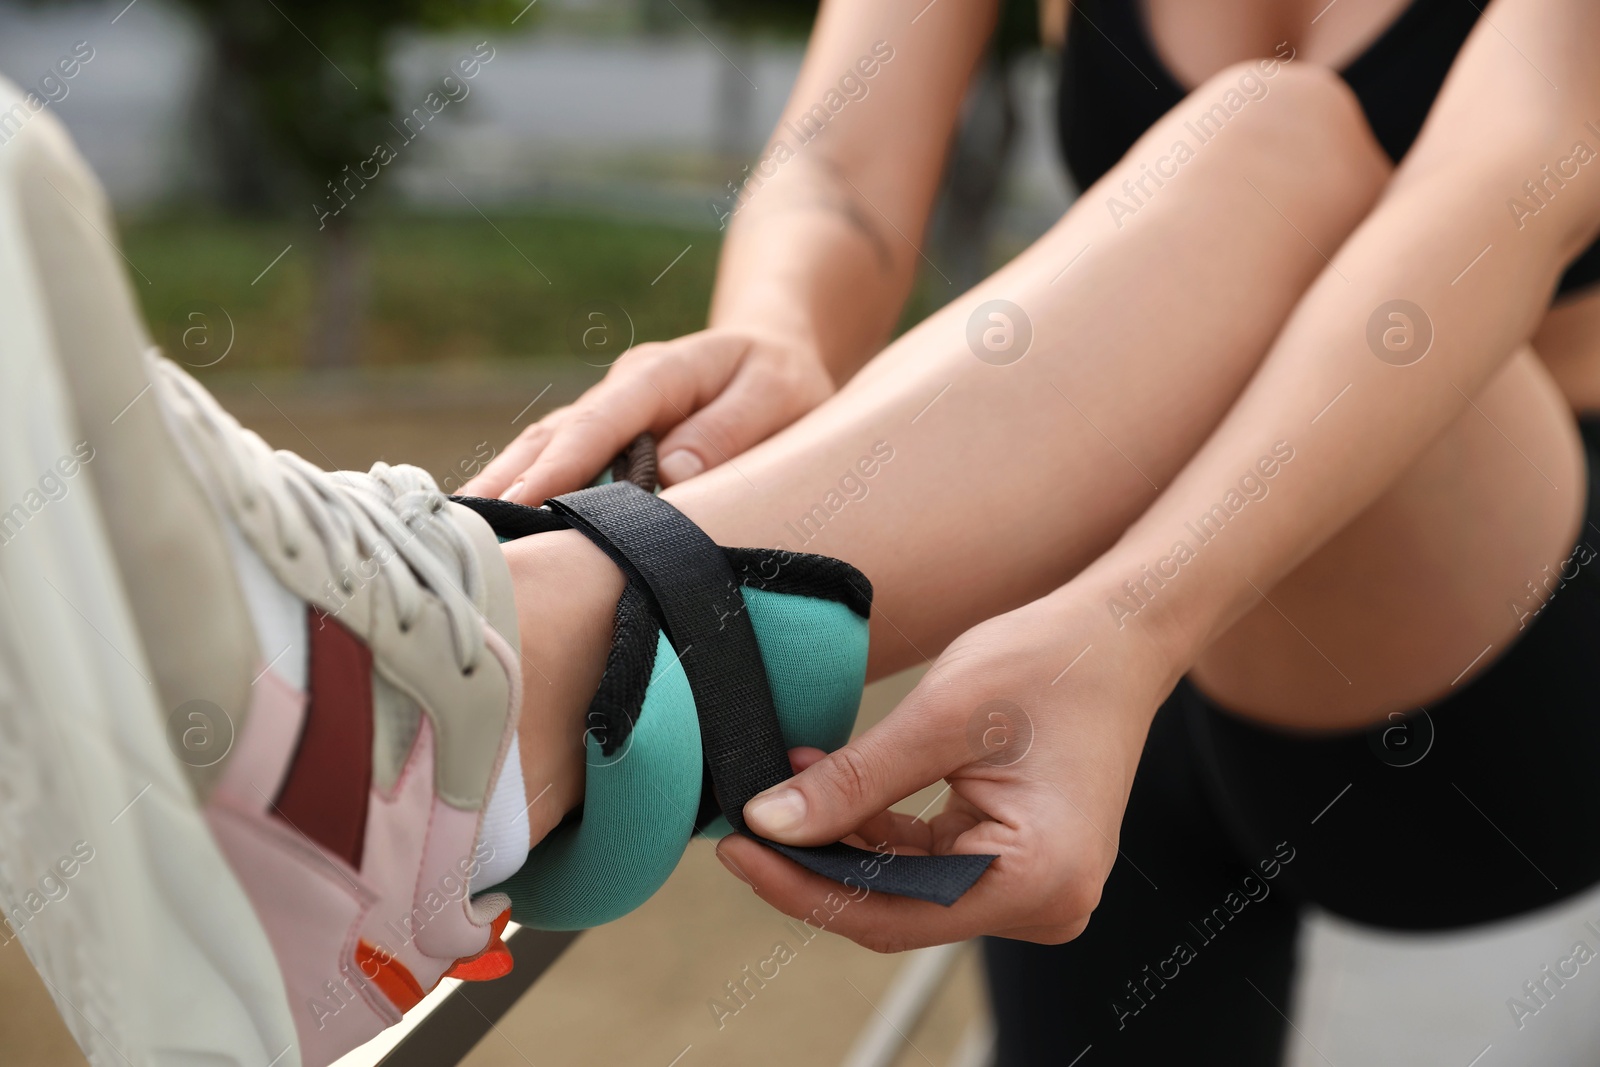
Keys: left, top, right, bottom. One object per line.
{"left": 501, "top": 529, "right": 625, "bottom": 848}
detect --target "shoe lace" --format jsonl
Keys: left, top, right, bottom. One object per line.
{"left": 152, "top": 357, "right": 486, "bottom": 675}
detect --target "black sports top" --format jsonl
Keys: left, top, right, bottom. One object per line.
{"left": 1058, "top": 0, "right": 1600, "bottom": 295}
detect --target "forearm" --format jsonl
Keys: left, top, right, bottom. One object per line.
{"left": 709, "top": 156, "right": 919, "bottom": 380}
{"left": 707, "top": 0, "right": 997, "bottom": 383}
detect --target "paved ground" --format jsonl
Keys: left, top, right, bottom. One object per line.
{"left": 0, "top": 366, "right": 987, "bottom": 1067}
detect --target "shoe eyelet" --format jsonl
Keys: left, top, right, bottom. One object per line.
{"left": 461, "top": 664, "right": 476, "bottom": 678}
{"left": 340, "top": 578, "right": 355, "bottom": 593}
{"left": 399, "top": 620, "right": 412, "bottom": 634}
{"left": 283, "top": 543, "right": 300, "bottom": 560}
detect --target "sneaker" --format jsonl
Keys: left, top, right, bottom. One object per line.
{"left": 0, "top": 80, "right": 523, "bottom": 1067}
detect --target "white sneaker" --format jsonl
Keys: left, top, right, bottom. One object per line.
{"left": 0, "top": 77, "right": 526, "bottom": 1067}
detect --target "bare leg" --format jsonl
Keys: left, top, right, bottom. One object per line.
{"left": 510, "top": 61, "right": 1392, "bottom": 830}
{"left": 668, "top": 59, "right": 1582, "bottom": 726}
{"left": 664, "top": 63, "right": 1390, "bottom": 674}
{"left": 513, "top": 57, "right": 1588, "bottom": 830}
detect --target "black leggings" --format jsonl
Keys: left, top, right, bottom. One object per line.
{"left": 985, "top": 417, "right": 1600, "bottom": 1064}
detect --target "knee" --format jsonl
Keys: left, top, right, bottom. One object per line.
{"left": 1186, "top": 60, "right": 1390, "bottom": 207}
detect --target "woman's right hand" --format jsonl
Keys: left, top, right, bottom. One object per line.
{"left": 464, "top": 327, "right": 835, "bottom": 505}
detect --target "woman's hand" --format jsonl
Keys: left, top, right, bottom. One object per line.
{"left": 464, "top": 328, "right": 835, "bottom": 505}
{"left": 716, "top": 586, "right": 1183, "bottom": 951}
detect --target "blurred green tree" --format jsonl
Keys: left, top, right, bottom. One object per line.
{"left": 175, "top": 0, "right": 524, "bottom": 366}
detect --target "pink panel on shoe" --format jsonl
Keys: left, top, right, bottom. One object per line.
{"left": 215, "top": 662, "right": 307, "bottom": 813}
{"left": 359, "top": 715, "right": 435, "bottom": 889}
{"left": 206, "top": 800, "right": 396, "bottom": 1067}
{"left": 405, "top": 622, "right": 521, "bottom": 964}
{"left": 356, "top": 717, "right": 468, "bottom": 994}
{"left": 412, "top": 800, "right": 497, "bottom": 962}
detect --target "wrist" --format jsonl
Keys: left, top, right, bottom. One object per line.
{"left": 709, "top": 286, "right": 823, "bottom": 358}
{"left": 1061, "top": 546, "right": 1219, "bottom": 686}
{"left": 710, "top": 282, "right": 870, "bottom": 385}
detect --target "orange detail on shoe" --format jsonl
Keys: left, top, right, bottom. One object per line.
{"left": 355, "top": 940, "right": 427, "bottom": 1013}
{"left": 444, "top": 908, "right": 514, "bottom": 982}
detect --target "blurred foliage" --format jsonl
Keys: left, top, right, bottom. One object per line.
{"left": 122, "top": 207, "right": 718, "bottom": 369}
{"left": 698, "top": 0, "right": 820, "bottom": 39}
{"left": 173, "top": 0, "right": 531, "bottom": 212}
{"left": 994, "top": 0, "right": 1042, "bottom": 58}
{"left": 97, "top": 0, "right": 1035, "bottom": 369}
{"left": 700, "top": 0, "right": 1038, "bottom": 50}
{"left": 120, "top": 205, "right": 957, "bottom": 371}
{"left": 156, "top": 0, "right": 1032, "bottom": 214}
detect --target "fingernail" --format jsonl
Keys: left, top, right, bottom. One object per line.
{"left": 500, "top": 479, "right": 525, "bottom": 502}
{"left": 659, "top": 450, "right": 704, "bottom": 484}
{"left": 746, "top": 788, "right": 805, "bottom": 836}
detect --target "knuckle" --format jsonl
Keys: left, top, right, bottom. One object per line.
{"left": 684, "top": 411, "right": 741, "bottom": 455}
{"left": 993, "top": 839, "right": 1050, "bottom": 894}
{"left": 1026, "top": 862, "right": 1102, "bottom": 936}
{"left": 612, "top": 340, "right": 663, "bottom": 372}
{"left": 1057, "top": 878, "right": 1103, "bottom": 925}
{"left": 562, "top": 405, "right": 620, "bottom": 440}
{"left": 933, "top": 633, "right": 988, "bottom": 675}
{"left": 514, "top": 420, "right": 552, "bottom": 444}
{"left": 540, "top": 454, "right": 597, "bottom": 488}
{"left": 820, "top": 745, "right": 880, "bottom": 812}
{"left": 987, "top": 826, "right": 1104, "bottom": 933}
{"left": 1028, "top": 922, "right": 1085, "bottom": 947}
{"left": 654, "top": 351, "right": 701, "bottom": 399}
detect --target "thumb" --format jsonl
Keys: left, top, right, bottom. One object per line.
{"left": 743, "top": 707, "right": 968, "bottom": 846}
{"left": 655, "top": 365, "right": 800, "bottom": 485}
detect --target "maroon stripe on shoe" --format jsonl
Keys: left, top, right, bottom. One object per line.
{"left": 273, "top": 607, "right": 374, "bottom": 870}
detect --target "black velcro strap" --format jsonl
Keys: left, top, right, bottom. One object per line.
{"left": 546, "top": 482, "right": 994, "bottom": 907}
{"left": 455, "top": 496, "right": 572, "bottom": 538}
{"left": 547, "top": 484, "right": 793, "bottom": 822}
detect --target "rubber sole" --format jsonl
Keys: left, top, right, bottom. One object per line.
{"left": 0, "top": 81, "right": 300, "bottom": 1065}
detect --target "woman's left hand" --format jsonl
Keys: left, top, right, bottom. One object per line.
{"left": 716, "top": 585, "right": 1184, "bottom": 951}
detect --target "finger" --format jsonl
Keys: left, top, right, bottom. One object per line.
{"left": 507, "top": 371, "right": 687, "bottom": 504}
{"left": 513, "top": 335, "right": 750, "bottom": 504}
{"left": 461, "top": 411, "right": 566, "bottom": 499}
{"left": 791, "top": 748, "right": 934, "bottom": 850}
{"left": 926, "top": 806, "right": 984, "bottom": 854}
{"left": 846, "top": 800, "right": 983, "bottom": 858}
{"left": 846, "top": 809, "right": 937, "bottom": 855}
{"left": 655, "top": 357, "right": 788, "bottom": 485}
{"left": 787, "top": 747, "right": 925, "bottom": 849}
{"left": 788, "top": 747, "right": 827, "bottom": 774}
{"left": 742, "top": 681, "right": 973, "bottom": 846}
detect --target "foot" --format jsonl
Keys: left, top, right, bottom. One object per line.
{"left": 501, "top": 528, "right": 624, "bottom": 844}
{"left": 459, "top": 485, "right": 886, "bottom": 929}
{"left": 0, "top": 87, "right": 526, "bottom": 1067}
